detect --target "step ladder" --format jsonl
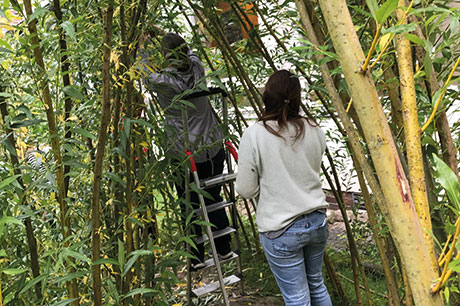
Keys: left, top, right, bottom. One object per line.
{"left": 182, "top": 87, "right": 243, "bottom": 306}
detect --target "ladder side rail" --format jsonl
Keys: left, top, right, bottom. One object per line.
{"left": 185, "top": 150, "right": 230, "bottom": 306}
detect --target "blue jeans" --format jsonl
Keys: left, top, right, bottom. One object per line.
{"left": 260, "top": 211, "right": 332, "bottom": 306}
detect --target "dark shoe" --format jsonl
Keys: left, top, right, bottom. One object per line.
{"left": 218, "top": 251, "right": 233, "bottom": 260}
{"left": 191, "top": 261, "right": 206, "bottom": 271}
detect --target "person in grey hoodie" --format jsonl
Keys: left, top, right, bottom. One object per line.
{"left": 236, "top": 70, "right": 332, "bottom": 306}
{"left": 139, "top": 32, "right": 232, "bottom": 269}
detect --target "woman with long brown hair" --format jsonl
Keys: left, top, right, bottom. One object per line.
{"left": 236, "top": 70, "right": 332, "bottom": 305}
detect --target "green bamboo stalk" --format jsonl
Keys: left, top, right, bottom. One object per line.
{"left": 52, "top": 0, "right": 73, "bottom": 196}
{"left": 0, "top": 87, "right": 42, "bottom": 300}
{"left": 90, "top": 5, "right": 114, "bottom": 306}
{"left": 23, "top": 0, "right": 78, "bottom": 303}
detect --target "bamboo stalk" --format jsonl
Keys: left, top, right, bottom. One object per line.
{"left": 177, "top": 4, "right": 250, "bottom": 128}
{"left": 190, "top": 4, "right": 262, "bottom": 117}
{"left": 351, "top": 152, "right": 401, "bottom": 306}
{"left": 52, "top": 0, "right": 73, "bottom": 196}
{"left": 318, "top": 1, "right": 442, "bottom": 304}
{"left": 323, "top": 252, "right": 348, "bottom": 303}
{"left": 120, "top": 4, "right": 135, "bottom": 256}
{"left": 90, "top": 5, "right": 114, "bottom": 306}
{"left": 0, "top": 89, "right": 42, "bottom": 300}
{"left": 197, "top": 1, "right": 264, "bottom": 112}
{"left": 23, "top": 0, "right": 79, "bottom": 303}
{"left": 395, "top": 0, "right": 437, "bottom": 271}
{"left": 229, "top": 0, "right": 277, "bottom": 71}
{"left": 322, "top": 164, "right": 365, "bottom": 305}
{"left": 421, "top": 55, "right": 460, "bottom": 133}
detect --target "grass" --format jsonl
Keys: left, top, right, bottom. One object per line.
{"left": 326, "top": 248, "right": 390, "bottom": 306}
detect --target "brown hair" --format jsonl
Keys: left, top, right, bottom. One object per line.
{"left": 161, "top": 33, "right": 190, "bottom": 72}
{"left": 260, "top": 70, "right": 314, "bottom": 143}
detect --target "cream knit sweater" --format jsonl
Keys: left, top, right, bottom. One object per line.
{"left": 236, "top": 120, "right": 328, "bottom": 232}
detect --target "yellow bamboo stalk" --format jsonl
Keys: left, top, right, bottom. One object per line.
{"left": 438, "top": 234, "right": 452, "bottom": 265}
{"left": 395, "top": 0, "right": 437, "bottom": 272}
{"left": 362, "top": 24, "right": 382, "bottom": 72}
{"left": 438, "top": 217, "right": 460, "bottom": 265}
{"left": 421, "top": 55, "right": 460, "bottom": 132}
{"left": 318, "top": 1, "right": 442, "bottom": 305}
{"left": 432, "top": 214, "right": 460, "bottom": 292}
{"left": 345, "top": 98, "right": 353, "bottom": 112}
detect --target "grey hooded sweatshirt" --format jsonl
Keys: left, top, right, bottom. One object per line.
{"left": 140, "top": 49, "right": 224, "bottom": 163}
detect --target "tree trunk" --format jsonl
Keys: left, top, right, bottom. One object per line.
{"left": 394, "top": 0, "right": 437, "bottom": 271}
{"left": 91, "top": 5, "right": 114, "bottom": 306}
{"left": 317, "top": 1, "right": 442, "bottom": 305}
{"left": 23, "top": 0, "right": 78, "bottom": 303}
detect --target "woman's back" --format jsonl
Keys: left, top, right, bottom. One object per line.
{"left": 236, "top": 119, "right": 328, "bottom": 232}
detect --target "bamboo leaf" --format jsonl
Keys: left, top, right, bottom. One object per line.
{"left": 27, "top": 6, "right": 49, "bottom": 23}
{"left": 0, "top": 137, "right": 17, "bottom": 157}
{"left": 376, "top": 0, "right": 398, "bottom": 24}
{"left": 432, "top": 154, "right": 460, "bottom": 211}
{"left": 128, "top": 250, "right": 153, "bottom": 257}
{"left": 0, "top": 174, "right": 21, "bottom": 190}
{"left": 0, "top": 47, "right": 13, "bottom": 54}
{"left": 118, "top": 239, "right": 125, "bottom": 270}
{"left": 122, "top": 288, "right": 157, "bottom": 299}
{"left": 382, "top": 24, "right": 417, "bottom": 35}
{"left": 71, "top": 127, "right": 97, "bottom": 140}
{"left": 61, "top": 21, "right": 76, "bottom": 41}
{"left": 49, "top": 298, "right": 79, "bottom": 306}
{"left": 365, "top": 0, "right": 378, "bottom": 20}
{"left": 10, "top": 119, "right": 45, "bottom": 128}
{"left": 20, "top": 274, "right": 47, "bottom": 294}
{"left": 0, "top": 215, "right": 24, "bottom": 227}
{"left": 404, "top": 33, "right": 425, "bottom": 47}
{"left": 122, "top": 254, "right": 139, "bottom": 277}
{"left": 63, "top": 85, "right": 84, "bottom": 100}
{"left": 62, "top": 249, "right": 91, "bottom": 263}
{"left": 1, "top": 268, "right": 27, "bottom": 275}
{"left": 53, "top": 271, "right": 87, "bottom": 284}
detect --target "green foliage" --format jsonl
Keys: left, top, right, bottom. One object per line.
{"left": 432, "top": 154, "right": 460, "bottom": 213}
{"left": 0, "top": 0, "right": 459, "bottom": 304}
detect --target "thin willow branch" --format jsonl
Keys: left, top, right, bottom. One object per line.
{"left": 421, "top": 55, "right": 460, "bottom": 132}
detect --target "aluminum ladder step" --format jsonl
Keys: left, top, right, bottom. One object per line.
{"left": 202, "top": 251, "right": 239, "bottom": 269}
{"left": 200, "top": 173, "right": 237, "bottom": 189}
{"left": 196, "top": 226, "right": 236, "bottom": 245}
{"left": 192, "top": 274, "right": 241, "bottom": 297}
{"left": 194, "top": 200, "right": 234, "bottom": 215}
